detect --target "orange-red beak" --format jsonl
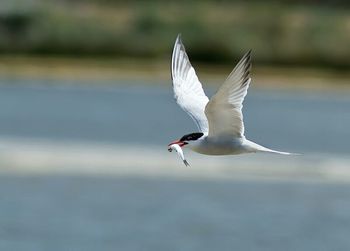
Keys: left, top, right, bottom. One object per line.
{"left": 168, "top": 140, "right": 187, "bottom": 147}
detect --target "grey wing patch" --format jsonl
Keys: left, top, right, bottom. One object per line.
{"left": 205, "top": 50, "right": 252, "bottom": 138}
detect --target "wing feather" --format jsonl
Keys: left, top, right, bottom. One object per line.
{"left": 171, "top": 34, "right": 209, "bottom": 133}
{"left": 205, "top": 50, "right": 252, "bottom": 138}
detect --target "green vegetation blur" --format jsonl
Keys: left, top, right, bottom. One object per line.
{"left": 0, "top": 0, "right": 350, "bottom": 69}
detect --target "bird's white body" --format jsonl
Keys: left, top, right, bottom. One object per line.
{"left": 187, "top": 136, "right": 254, "bottom": 155}
{"left": 187, "top": 136, "right": 291, "bottom": 156}
{"left": 169, "top": 35, "right": 293, "bottom": 165}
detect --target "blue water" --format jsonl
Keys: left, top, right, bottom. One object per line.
{"left": 1, "top": 175, "right": 350, "bottom": 251}
{"left": 0, "top": 78, "right": 349, "bottom": 154}
{"left": 1, "top": 79, "right": 350, "bottom": 251}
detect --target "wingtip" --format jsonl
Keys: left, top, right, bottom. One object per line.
{"left": 175, "top": 33, "right": 183, "bottom": 45}
{"left": 240, "top": 49, "right": 252, "bottom": 81}
{"left": 244, "top": 49, "right": 252, "bottom": 61}
{"left": 172, "top": 33, "right": 183, "bottom": 81}
{"left": 240, "top": 49, "right": 251, "bottom": 64}
{"left": 173, "top": 33, "right": 183, "bottom": 53}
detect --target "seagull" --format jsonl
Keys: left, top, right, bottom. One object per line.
{"left": 168, "top": 34, "right": 292, "bottom": 162}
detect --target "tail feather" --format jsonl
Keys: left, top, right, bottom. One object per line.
{"left": 246, "top": 140, "right": 299, "bottom": 155}
{"left": 261, "top": 148, "right": 299, "bottom": 155}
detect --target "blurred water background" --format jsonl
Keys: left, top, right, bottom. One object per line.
{"left": 0, "top": 0, "right": 350, "bottom": 251}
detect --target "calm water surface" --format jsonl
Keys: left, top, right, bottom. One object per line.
{"left": 0, "top": 78, "right": 350, "bottom": 251}
{"left": 0, "top": 78, "right": 349, "bottom": 154}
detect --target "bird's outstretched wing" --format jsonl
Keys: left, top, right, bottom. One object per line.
{"left": 171, "top": 34, "right": 209, "bottom": 133}
{"left": 205, "top": 50, "right": 252, "bottom": 139}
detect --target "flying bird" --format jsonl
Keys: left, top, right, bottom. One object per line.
{"left": 168, "top": 35, "right": 293, "bottom": 165}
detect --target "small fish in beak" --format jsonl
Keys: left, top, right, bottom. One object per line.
{"left": 168, "top": 143, "right": 190, "bottom": 167}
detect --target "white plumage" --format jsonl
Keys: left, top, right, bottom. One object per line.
{"left": 169, "top": 34, "right": 293, "bottom": 165}
{"left": 171, "top": 36, "right": 209, "bottom": 133}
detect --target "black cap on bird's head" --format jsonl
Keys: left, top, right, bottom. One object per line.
{"left": 168, "top": 132, "right": 204, "bottom": 149}
{"left": 180, "top": 132, "right": 204, "bottom": 142}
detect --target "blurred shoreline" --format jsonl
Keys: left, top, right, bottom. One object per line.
{"left": 1, "top": 1, "right": 350, "bottom": 69}
{"left": 1, "top": 56, "right": 350, "bottom": 91}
